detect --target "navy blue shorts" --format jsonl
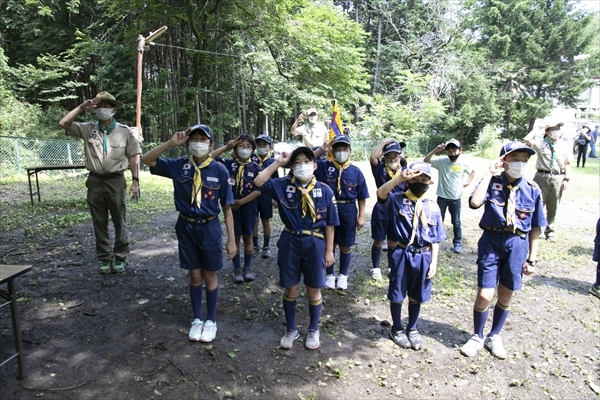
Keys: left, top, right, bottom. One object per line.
{"left": 256, "top": 193, "right": 274, "bottom": 220}
{"left": 335, "top": 202, "right": 357, "bottom": 247}
{"left": 387, "top": 246, "right": 432, "bottom": 303}
{"left": 594, "top": 218, "right": 600, "bottom": 262}
{"left": 233, "top": 200, "right": 258, "bottom": 236}
{"left": 370, "top": 201, "right": 387, "bottom": 241}
{"left": 277, "top": 230, "right": 326, "bottom": 289}
{"left": 175, "top": 217, "right": 223, "bottom": 271}
{"left": 476, "top": 230, "right": 529, "bottom": 291}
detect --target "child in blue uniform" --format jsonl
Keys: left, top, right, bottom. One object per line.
{"left": 141, "top": 125, "right": 236, "bottom": 343}
{"left": 315, "top": 135, "right": 369, "bottom": 290}
{"left": 254, "top": 146, "right": 339, "bottom": 350}
{"left": 369, "top": 138, "right": 407, "bottom": 280}
{"left": 460, "top": 142, "right": 547, "bottom": 359}
{"left": 252, "top": 134, "right": 279, "bottom": 259}
{"left": 590, "top": 218, "right": 600, "bottom": 299}
{"left": 212, "top": 135, "right": 262, "bottom": 283}
{"left": 377, "top": 161, "right": 446, "bottom": 350}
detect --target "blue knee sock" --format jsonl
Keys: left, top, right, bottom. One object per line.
{"left": 189, "top": 285, "right": 203, "bottom": 320}
{"left": 244, "top": 252, "right": 253, "bottom": 269}
{"left": 326, "top": 265, "right": 334, "bottom": 275}
{"left": 473, "top": 305, "right": 489, "bottom": 338}
{"left": 339, "top": 251, "right": 352, "bottom": 276}
{"left": 489, "top": 302, "right": 510, "bottom": 336}
{"left": 283, "top": 295, "right": 297, "bottom": 331}
{"left": 390, "top": 302, "right": 402, "bottom": 331}
{"left": 308, "top": 298, "right": 322, "bottom": 331}
{"left": 263, "top": 235, "right": 271, "bottom": 248}
{"left": 406, "top": 302, "right": 421, "bottom": 331}
{"left": 232, "top": 253, "right": 241, "bottom": 270}
{"left": 595, "top": 263, "right": 600, "bottom": 286}
{"left": 371, "top": 245, "right": 381, "bottom": 269}
{"left": 205, "top": 286, "right": 219, "bottom": 322}
{"left": 253, "top": 235, "right": 259, "bottom": 248}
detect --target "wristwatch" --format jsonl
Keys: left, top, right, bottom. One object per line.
{"left": 526, "top": 259, "right": 538, "bottom": 267}
{"left": 563, "top": 177, "right": 570, "bottom": 182}
{"left": 132, "top": 176, "right": 139, "bottom": 181}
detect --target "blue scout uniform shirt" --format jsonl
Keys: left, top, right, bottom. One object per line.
{"left": 385, "top": 193, "right": 446, "bottom": 247}
{"left": 470, "top": 173, "right": 547, "bottom": 232}
{"left": 372, "top": 161, "right": 407, "bottom": 192}
{"left": 315, "top": 160, "right": 369, "bottom": 201}
{"left": 254, "top": 155, "right": 280, "bottom": 179}
{"left": 150, "top": 157, "right": 234, "bottom": 218}
{"left": 219, "top": 157, "right": 262, "bottom": 200}
{"left": 261, "top": 176, "right": 339, "bottom": 231}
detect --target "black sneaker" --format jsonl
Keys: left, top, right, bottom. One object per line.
{"left": 390, "top": 328, "right": 411, "bottom": 348}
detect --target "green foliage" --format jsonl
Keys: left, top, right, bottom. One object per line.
{"left": 475, "top": 124, "right": 504, "bottom": 159}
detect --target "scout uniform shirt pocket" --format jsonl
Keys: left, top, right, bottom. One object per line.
{"left": 342, "top": 178, "right": 357, "bottom": 195}
{"left": 202, "top": 179, "right": 220, "bottom": 201}
{"left": 109, "top": 141, "right": 127, "bottom": 161}
{"left": 515, "top": 201, "right": 535, "bottom": 227}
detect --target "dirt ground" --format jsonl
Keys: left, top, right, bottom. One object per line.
{"left": 1, "top": 157, "right": 599, "bottom": 400}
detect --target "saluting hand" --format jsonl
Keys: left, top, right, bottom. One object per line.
{"left": 277, "top": 152, "right": 291, "bottom": 166}
{"left": 320, "top": 142, "right": 331, "bottom": 153}
{"left": 80, "top": 96, "right": 101, "bottom": 111}
{"left": 400, "top": 168, "right": 423, "bottom": 181}
{"left": 489, "top": 156, "right": 505, "bottom": 175}
{"left": 434, "top": 143, "right": 446, "bottom": 153}
{"left": 170, "top": 129, "right": 191, "bottom": 147}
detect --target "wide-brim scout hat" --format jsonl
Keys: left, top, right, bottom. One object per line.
{"left": 290, "top": 146, "right": 315, "bottom": 163}
{"left": 408, "top": 161, "right": 432, "bottom": 178}
{"left": 383, "top": 141, "right": 402, "bottom": 155}
{"left": 256, "top": 134, "right": 272, "bottom": 145}
{"left": 542, "top": 117, "right": 564, "bottom": 130}
{"left": 306, "top": 108, "right": 318, "bottom": 116}
{"left": 96, "top": 91, "right": 122, "bottom": 109}
{"left": 331, "top": 135, "right": 351, "bottom": 148}
{"left": 188, "top": 124, "right": 213, "bottom": 141}
{"left": 445, "top": 139, "right": 462, "bottom": 149}
{"left": 499, "top": 141, "right": 535, "bottom": 157}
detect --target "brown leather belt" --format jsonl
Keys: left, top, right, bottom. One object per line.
{"left": 89, "top": 171, "right": 124, "bottom": 179}
{"left": 397, "top": 242, "right": 431, "bottom": 253}
{"left": 484, "top": 226, "right": 526, "bottom": 238}
{"left": 179, "top": 213, "right": 217, "bottom": 224}
{"left": 536, "top": 169, "right": 563, "bottom": 175}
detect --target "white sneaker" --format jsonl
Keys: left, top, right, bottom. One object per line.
{"left": 371, "top": 268, "right": 382, "bottom": 281}
{"left": 279, "top": 329, "right": 299, "bottom": 349}
{"left": 485, "top": 335, "right": 507, "bottom": 359}
{"left": 324, "top": 274, "right": 336, "bottom": 289}
{"left": 460, "top": 334, "right": 484, "bottom": 357}
{"left": 200, "top": 320, "right": 217, "bottom": 343}
{"left": 336, "top": 274, "right": 348, "bottom": 290}
{"left": 188, "top": 318, "right": 203, "bottom": 342}
{"left": 305, "top": 329, "right": 320, "bottom": 350}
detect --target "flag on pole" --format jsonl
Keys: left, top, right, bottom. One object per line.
{"left": 328, "top": 100, "right": 343, "bottom": 143}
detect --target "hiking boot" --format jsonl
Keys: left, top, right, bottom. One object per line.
{"left": 305, "top": 329, "right": 320, "bottom": 350}
{"left": 112, "top": 259, "right": 126, "bottom": 274}
{"left": 324, "top": 274, "right": 336, "bottom": 289}
{"left": 262, "top": 246, "right": 272, "bottom": 258}
{"left": 590, "top": 284, "right": 600, "bottom": 299}
{"left": 188, "top": 318, "right": 204, "bottom": 342}
{"left": 336, "top": 274, "right": 348, "bottom": 290}
{"left": 407, "top": 329, "right": 423, "bottom": 350}
{"left": 390, "top": 328, "right": 411, "bottom": 348}
{"left": 460, "top": 334, "right": 484, "bottom": 357}
{"left": 243, "top": 268, "right": 255, "bottom": 282}
{"left": 252, "top": 246, "right": 260, "bottom": 257}
{"left": 99, "top": 259, "right": 112, "bottom": 274}
{"left": 279, "top": 329, "right": 299, "bottom": 349}
{"left": 232, "top": 269, "right": 244, "bottom": 283}
{"left": 485, "top": 335, "right": 507, "bottom": 359}
{"left": 200, "top": 320, "right": 217, "bottom": 343}
{"left": 453, "top": 243, "right": 463, "bottom": 254}
{"left": 371, "top": 268, "right": 382, "bottom": 281}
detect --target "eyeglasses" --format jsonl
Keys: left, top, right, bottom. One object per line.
{"left": 384, "top": 155, "right": 400, "bottom": 162}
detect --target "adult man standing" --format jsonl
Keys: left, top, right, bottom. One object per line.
{"left": 589, "top": 125, "right": 598, "bottom": 158}
{"left": 59, "top": 91, "right": 141, "bottom": 273}
{"left": 424, "top": 139, "right": 475, "bottom": 253}
{"left": 524, "top": 118, "right": 572, "bottom": 241}
{"left": 290, "top": 108, "right": 328, "bottom": 148}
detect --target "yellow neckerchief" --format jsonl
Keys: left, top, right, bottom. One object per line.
{"left": 404, "top": 189, "right": 430, "bottom": 246}
{"left": 333, "top": 160, "right": 352, "bottom": 195}
{"left": 385, "top": 165, "right": 401, "bottom": 180}
{"left": 190, "top": 156, "right": 214, "bottom": 208}
{"left": 256, "top": 154, "right": 269, "bottom": 167}
{"left": 235, "top": 157, "right": 251, "bottom": 195}
{"left": 292, "top": 176, "right": 317, "bottom": 222}
{"left": 506, "top": 184, "right": 520, "bottom": 233}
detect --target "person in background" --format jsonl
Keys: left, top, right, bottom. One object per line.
{"left": 59, "top": 91, "right": 141, "bottom": 274}
{"left": 575, "top": 125, "right": 592, "bottom": 168}
{"left": 590, "top": 218, "right": 600, "bottom": 300}
{"left": 291, "top": 108, "right": 328, "bottom": 148}
{"left": 589, "top": 126, "right": 598, "bottom": 158}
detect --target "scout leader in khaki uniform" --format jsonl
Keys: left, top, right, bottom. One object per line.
{"left": 59, "top": 91, "right": 142, "bottom": 274}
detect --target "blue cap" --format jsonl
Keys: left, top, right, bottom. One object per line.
{"left": 499, "top": 141, "right": 535, "bottom": 157}
{"left": 408, "top": 161, "right": 432, "bottom": 178}
{"left": 331, "top": 135, "right": 351, "bottom": 148}
{"left": 383, "top": 141, "right": 401, "bottom": 155}
{"left": 445, "top": 139, "right": 461, "bottom": 149}
{"left": 290, "top": 146, "right": 315, "bottom": 163}
{"left": 189, "top": 124, "right": 213, "bottom": 141}
{"left": 255, "top": 134, "right": 272, "bottom": 145}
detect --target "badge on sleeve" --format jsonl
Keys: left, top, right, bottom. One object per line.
{"left": 286, "top": 185, "right": 295, "bottom": 193}
{"left": 91, "top": 130, "right": 99, "bottom": 140}
{"left": 183, "top": 163, "right": 191, "bottom": 170}
{"left": 328, "top": 167, "right": 336, "bottom": 172}
{"left": 227, "top": 178, "right": 235, "bottom": 186}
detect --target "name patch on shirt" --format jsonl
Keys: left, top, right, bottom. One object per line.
{"left": 286, "top": 185, "right": 295, "bottom": 193}
{"left": 247, "top": 172, "right": 254, "bottom": 178}
{"left": 206, "top": 176, "right": 219, "bottom": 182}
{"left": 312, "top": 188, "right": 322, "bottom": 198}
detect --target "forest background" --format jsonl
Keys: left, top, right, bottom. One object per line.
{"left": 1, "top": 0, "right": 599, "bottom": 152}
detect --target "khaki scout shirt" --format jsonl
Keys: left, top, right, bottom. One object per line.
{"left": 529, "top": 137, "right": 572, "bottom": 173}
{"left": 292, "top": 122, "right": 328, "bottom": 148}
{"left": 67, "top": 121, "right": 142, "bottom": 174}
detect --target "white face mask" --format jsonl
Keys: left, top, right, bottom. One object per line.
{"left": 189, "top": 142, "right": 210, "bottom": 158}
{"left": 308, "top": 116, "right": 317, "bottom": 124}
{"left": 548, "top": 130, "right": 560, "bottom": 140}
{"left": 334, "top": 151, "right": 349, "bottom": 163}
{"left": 386, "top": 161, "right": 399, "bottom": 170}
{"left": 96, "top": 108, "right": 114, "bottom": 121}
{"left": 237, "top": 148, "right": 253, "bottom": 160}
{"left": 256, "top": 147, "right": 269, "bottom": 156}
{"left": 505, "top": 161, "right": 527, "bottom": 179}
{"left": 293, "top": 164, "right": 314, "bottom": 181}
